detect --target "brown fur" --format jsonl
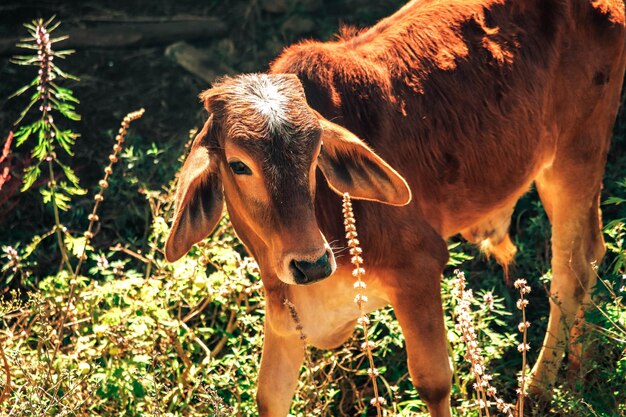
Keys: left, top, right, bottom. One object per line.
{"left": 166, "top": 1, "right": 626, "bottom": 415}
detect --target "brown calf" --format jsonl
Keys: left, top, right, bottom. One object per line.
{"left": 165, "top": 0, "right": 626, "bottom": 415}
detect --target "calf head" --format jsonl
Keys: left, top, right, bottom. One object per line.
{"left": 164, "top": 73, "right": 410, "bottom": 285}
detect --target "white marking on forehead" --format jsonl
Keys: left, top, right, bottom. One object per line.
{"left": 238, "top": 75, "right": 290, "bottom": 136}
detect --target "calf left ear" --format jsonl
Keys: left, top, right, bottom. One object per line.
{"left": 316, "top": 115, "right": 412, "bottom": 206}
{"left": 164, "top": 117, "right": 224, "bottom": 262}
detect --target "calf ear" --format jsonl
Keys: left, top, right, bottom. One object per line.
{"left": 316, "top": 115, "right": 412, "bottom": 206}
{"left": 165, "top": 117, "right": 224, "bottom": 262}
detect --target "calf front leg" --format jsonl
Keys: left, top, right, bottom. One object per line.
{"left": 257, "top": 318, "right": 305, "bottom": 417}
{"left": 386, "top": 258, "right": 453, "bottom": 417}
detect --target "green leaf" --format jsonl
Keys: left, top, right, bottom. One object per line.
{"left": 57, "top": 102, "right": 81, "bottom": 121}
{"left": 447, "top": 242, "right": 474, "bottom": 266}
{"left": 40, "top": 188, "right": 52, "bottom": 204}
{"left": 56, "top": 160, "right": 81, "bottom": 187}
{"left": 23, "top": 229, "right": 55, "bottom": 258}
{"left": 55, "top": 128, "right": 79, "bottom": 155}
{"left": 51, "top": 66, "right": 79, "bottom": 81}
{"left": 58, "top": 181, "right": 86, "bottom": 196}
{"left": 28, "top": 89, "right": 40, "bottom": 103}
{"left": 32, "top": 127, "right": 52, "bottom": 160}
{"left": 21, "top": 164, "right": 41, "bottom": 191}
{"left": 13, "top": 95, "right": 37, "bottom": 126}
{"left": 49, "top": 35, "right": 69, "bottom": 44}
{"left": 9, "top": 57, "right": 39, "bottom": 66}
{"left": 54, "top": 190, "right": 71, "bottom": 211}
{"left": 40, "top": 187, "right": 71, "bottom": 210}
{"left": 13, "top": 124, "right": 34, "bottom": 147}
{"left": 8, "top": 79, "right": 36, "bottom": 100}
{"left": 132, "top": 379, "right": 146, "bottom": 398}
{"left": 50, "top": 83, "right": 80, "bottom": 103}
{"left": 44, "top": 16, "right": 58, "bottom": 29}
{"left": 604, "top": 196, "right": 626, "bottom": 206}
{"left": 14, "top": 43, "right": 39, "bottom": 50}
{"left": 65, "top": 235, "right": 93, "bottom": 257}
{"left": 52, "top": 49, "right": 75, "bottom": 58}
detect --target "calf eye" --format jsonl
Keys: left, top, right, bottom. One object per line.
{"left": 229, "top": 160, "right": 252, "bottom": 176}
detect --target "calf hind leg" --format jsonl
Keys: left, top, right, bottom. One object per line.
{"left": 567, "top": 192, "right": 606, "bottom": 377}
{"left": 530, "top": 158, "right": 607, "bottom": 392}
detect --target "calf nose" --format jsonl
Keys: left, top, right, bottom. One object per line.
{"left": 290, "top": 252, "right": 332, "bottom": 285}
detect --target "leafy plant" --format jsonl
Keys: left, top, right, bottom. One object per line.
{"left": 10, "top": 17, "right": 84, "bottom": 271}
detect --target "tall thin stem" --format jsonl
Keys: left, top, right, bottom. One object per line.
{"left": 37, "top": 22, "right": 72, "bottom": 272}
{"left": 453, "top": 270, "right": 514, "bottom": 416}
{"left": 343, "top": 193, "right": 385, "bottom": 416}
{"left": 47, "top": 160, "right": 72, "bottom": 271}
{"left": 514, "top": 279, "right": 531, "bottom": 417}
{"left": 47, "top": 109, "right": 144, "bottom": 384}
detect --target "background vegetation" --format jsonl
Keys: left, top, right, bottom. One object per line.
{"left": 0, "top": 1, "right": 625, "bottom": 416}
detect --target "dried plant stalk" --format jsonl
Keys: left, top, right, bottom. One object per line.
{"left": 514, "top": 278, "right": 531, "bottom": 416}
{"left": 342, "top": 193, "right": 386, "bottom": 416}
{"left": 73, "top": 108, "right": 145, "bottom": 275}
{"left": 49, "top": 108, "right": 145, "bottom": 377}
{"left": 283, "top": 298, "right": 321, "bottom": 415}
{"left": 453, "top": 270, "right": 514, "bottom": 417}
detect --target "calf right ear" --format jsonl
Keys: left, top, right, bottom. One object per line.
{"left": 164, "top": 117, "right": 224, "bottom": 262}
{"left": 316, "top": 114, "right": 412, "bottom": 206}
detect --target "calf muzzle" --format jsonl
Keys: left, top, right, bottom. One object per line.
{"left": 289, "top": 251, "right": 333, "bottom": 284}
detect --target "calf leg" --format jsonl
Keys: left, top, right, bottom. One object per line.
{"left": 257, "top": 320, "right": 305, "bottom": 417}
{"left": 530, "top": 51, "right": 623, "bottom": 390}
{"left": 530, "top": 165, "right": 607, "bottom": 392}
{"left": 568, "top": 193, "right": 606, "bottom": 377}
{"left": 386, "top": 255, "right": 452, "bottom": 417}
{"left": 567, "top": 291, "right": 593, "bottom": 379}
